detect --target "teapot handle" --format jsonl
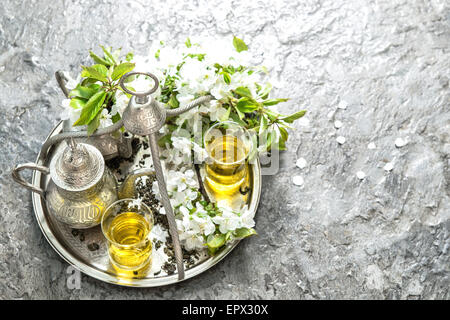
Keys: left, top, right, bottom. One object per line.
{"left": 11, "top": 163, "right": 50, "bottom": 197}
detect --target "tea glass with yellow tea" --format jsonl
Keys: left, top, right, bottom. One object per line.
{"left": 203, "top": 121, "right": 254, "bottom": 199}
{"left": 101, "top": 198, "right": 154, "bottom": 275}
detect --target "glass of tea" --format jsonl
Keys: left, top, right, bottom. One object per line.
{"left": 203, "top": 121, "right": 254, "bottom": 195}
{"left": 101, "top": 198, "right": 154, "bottom": 274}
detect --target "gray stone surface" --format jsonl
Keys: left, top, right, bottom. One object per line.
{"left": 0, "top": 0, "right": 449, "bottom": 299}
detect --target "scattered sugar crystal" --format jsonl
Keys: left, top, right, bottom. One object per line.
{"left": 368, "top": 142, "right": 376, "bottom": 149}
{"left": 338, "top": 100, "right": 348, "bottom": 109}
{"left": 292, "top": 175, "right": 304, "bottom": 186}
{"left": 395, "top": 138, "right": 408, "bottom": 148}
{"left": 334, "top": 120, "right": 343, "bottom": 129}
{"left": 296, "top": 157, "right": 307, "bottom": 169}
{"left": 383, "top": 162, "right": 394, "bottom": 171}
{"left": 356, "top": 171, "right": 366, "bottom": 180}
{"left": 336, "top": 136, "right": 346, "bottom": 144}
{"left": 327, "top": 110, "right": 335, "bottom": 119}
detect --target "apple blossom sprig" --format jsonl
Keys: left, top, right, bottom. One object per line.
{"left": 68, "top": 46, "right": 135, "bottom": 134}
{"left": 154, "top": 36, "right": 307, "bottom": 153}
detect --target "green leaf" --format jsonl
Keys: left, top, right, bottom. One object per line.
{"left": 81, "top": 77, "right": 99, "bottom": 87}
{"left": 158, "top": 134, "right": 172, "bottom": 147}
{"left": 220, "top": 106, "right": 232, "bottom": 121}
{"left": 81, "top": 64, "right": 108, "bottom": 83}
{"left": 221, "top": 71, "right": 231, "bottom": 85}
{"left": 234, "top": 86, "right": 252, "bottom": 98}
{"left": 278, "top": 137, "right": 287, "bottom": 150}
{"left": 118, "top": 85, "right": 135, "bottom": 98}
{"left": 69, "top": 84, "right": 98, "bottom": 100}
{"left": 265, "top": 109, "right": 280, "bottom": 122}
{"left": 206, "top": 233, "right": 226, "bottom": 249}
{"left": 86, "top": 110, "right": 101, "bottom": 135}
{"left": 265, "top": 129, "right": 275, "bottom": 151}
{"left": 223, "top": 65, "right": 235, "bottom": 74}
{"left": 233, "top": 36, "right": 248, "bottom": 52}
{"left": 258, "top": 82, "right": 272, "bottom": 100}
{"left": 229, "top": 111, "right": 247, "bottom": 126}
{"left": 111, "top": 62, "right": 135, "bottom": 81}
{"left": 69, "top": 97, "right": 87, "bottom": 109}
{"left": 259, "top": 114, "right": 268, "bottom": 135}
{"left": 125, "top": 52, "right": 134, "bottom": 62}
{"left": 123, "top": 74, "right": 136, "bottom": 83}
{"left": 73, "top": 90, "right": 107, "bottom": 126}
{"left": 111, "top": 112, "right": 121, "bottom": 124}
{"left": 168, "top": 94, "right": 180, "bottom": 109}
{"left": 87, "top": 83, "right": 102, "bottom": 91}
{"left": 186, "top": 53, "right": 206, "bottom": 61}
{"left": 279, "top": 125, "right": 288, "bottom": 142}
{"left": 185, "top": 37, "right": 192, "bottom": 48}
{"left": 100, "top": 45, "right": 117, "bottom": 65}
{"left": 112, "top": 47, "right": 122, "bottom": 60}
{"left": 262, "top": 98, "right": 289, "bottom": 106}
{"left": 236, "top": 97, "right": 259, "bottom": 113}
{"left": 89, "top": 50, "right": 111, "bottom": 66}
{"left": 280, "top": 110, "right": 306, "bottom": 123}
{"left": 233, "top": 228, "right": 257, "bottom": 239}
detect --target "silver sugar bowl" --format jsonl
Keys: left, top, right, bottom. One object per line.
{"left": 12, "top": 140, "right": 118, "bottom": 228}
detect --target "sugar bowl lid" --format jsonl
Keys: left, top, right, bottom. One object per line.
{"left": 49, "top": 140, "right": 105, "bottom": 192}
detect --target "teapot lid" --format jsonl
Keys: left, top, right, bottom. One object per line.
{"left": 49, "top": 140, "right": 105, "bottom": 192}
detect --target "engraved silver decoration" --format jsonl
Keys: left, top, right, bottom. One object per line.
{"left": 12, "top": 140, "right": 118, "bottom": 228}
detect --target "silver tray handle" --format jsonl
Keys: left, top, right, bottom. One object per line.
{"left": 12, "top": 163, "right": 50, "bottom": 197}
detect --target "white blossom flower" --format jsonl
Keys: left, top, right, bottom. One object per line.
{"left": 111, "top": 91, "right": 130, "bottom": 115}
{"left": 179, "top": 230, "right": 204, "bottom": 251}
{"left": 62, "top": 72, "right": 81, "bottom": 91}
{"left": 199, "top": 100, "right": 228, "bottom": 122}
{"left": 171, "top": 137, "right": 192, "bottom": 155}
{"left": 193, "top": 143, "right": 208, "bottom": 162}
{"left": 212, "top": 207, "right": 240, "bottom": 234}
{"left": 192, "top": 214, "right": 215, "bottom": 236}
{"left": 60, "top": 98, "right": 74, "bottom": 120}
{"left": 98, "top": 109, "right": 113, "bottom": 128}
{"left": 239, "top": 208, "right": 256, "bottom": 229}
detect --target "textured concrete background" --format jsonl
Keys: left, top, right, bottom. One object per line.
{"left": 0, "top": 0, "right": 449, "bottom": 299}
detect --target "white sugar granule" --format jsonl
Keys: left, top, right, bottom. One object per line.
{"left": 295, "top": 157, "right": 307, "bottom": 169}
{"left": 338, "top": 100, "right": 348, "bottom": 110}
{"left": 336, "top": 136, "right": 346, "bottom": 144}
{"left": 356, "top": 171, "right": 366, "bottom": 180}
{"left": 395, "top": 138, "right": 408, "bottom": 148}
{"left": 334, "top": 120, "right": 343, "bottom": 129}
{"left": 292, "top": 175, "right": 304, "bottom": 186}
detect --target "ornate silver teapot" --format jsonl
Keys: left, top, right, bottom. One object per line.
{"left": 12, "top": 140, "right": 118, "bottom": 229}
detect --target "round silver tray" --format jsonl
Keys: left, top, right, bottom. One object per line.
{"left": 31, "top": 121, "right": 262, "bottom": 287}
